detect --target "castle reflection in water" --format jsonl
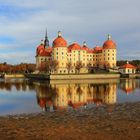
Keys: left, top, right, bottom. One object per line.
{"left": 0, "top": 78, "right": 140, "bottom": 112}
{"left": 35, "top": 79, "right": 140, "bottom": 111}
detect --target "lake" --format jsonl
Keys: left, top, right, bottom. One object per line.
{"left": 0, "top": 78, "right": 140, "bottom": 116}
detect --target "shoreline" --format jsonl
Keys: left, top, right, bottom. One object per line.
{"left": 0, "top": 101, "right": 140, "bottom": 140}
{"left": 26, "top": 73, "right": 140, "bottom": 80}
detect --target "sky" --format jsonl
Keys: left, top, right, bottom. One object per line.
{"left": 0, "top": 0, "right": 140, "bottom": 64}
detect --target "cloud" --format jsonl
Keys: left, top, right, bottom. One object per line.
{"left": 0, "top": 0, "right": 140, "bottom": 63}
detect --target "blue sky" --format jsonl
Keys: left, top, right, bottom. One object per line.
{"left": 0, "top": 0, "right": 140, "bottom": 64}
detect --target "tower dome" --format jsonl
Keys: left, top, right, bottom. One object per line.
{"left": 52, "top": 31, "right": 67, "bottom": 47}
{"left": 103, "top": 34, "right": 116, "bottom": 49}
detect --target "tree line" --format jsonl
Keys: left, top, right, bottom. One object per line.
{"left": 117, "top": 60, "right": 140, "bottom": 66}
{"left": 0, "top": 63, "right": 36, "bottom": 74}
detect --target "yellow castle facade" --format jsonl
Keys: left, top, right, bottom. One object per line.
{"left": 36, "top": 31, "right": 117, "bottom": 74}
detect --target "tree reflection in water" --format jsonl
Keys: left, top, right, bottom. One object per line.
{"left": 0, "top": 79, "right": 35, "bottom": 91}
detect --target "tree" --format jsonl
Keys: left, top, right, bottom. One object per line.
{"left": 67, "top": 61, "right": 72, "bottom": 74}
{"left": 49, "top": 60, "right": 58, "bottom": 73}
{"left": 75, "top": 61, "right": 83, "bottom": 74}
{"left": 38, "top": 62, "right": 47, "bottom": 72}
{"left": 38, "top": 60, "right": 58, "bottom": 74}
{"left": 103, "top": 61, "right": 110, "bottom": 70}
{"left": 87, "top": 62, "right": 92, "bottom": 73}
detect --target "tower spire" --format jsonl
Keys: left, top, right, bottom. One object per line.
{"left": 44, "top": 28, "right": 49, "bottom": 48}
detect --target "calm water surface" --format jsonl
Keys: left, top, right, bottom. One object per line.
{"left": 0, "top": 78, "right": 140, "bottom": 115}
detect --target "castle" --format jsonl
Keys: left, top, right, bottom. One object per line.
{"left": 36, "top": 31, "right": 117, "bottom": 74}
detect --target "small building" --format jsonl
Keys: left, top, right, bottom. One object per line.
{"left": 119, "top": 61, "right": 136, "bottom": 74}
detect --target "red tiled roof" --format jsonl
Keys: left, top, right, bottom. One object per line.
{"left": 45, "top": 46, "right": 52, "bottom": 52}
{"left": 68, "top": 43, "right": 81, "bottom": 52}
{"left": 121, "top": 63, "right": 136, "bottom": 69}
{"left": 36, "top": 43, "right": 52, "bottom": 56}
{"left": 93, "top": 46, "right": 103, "bottom": 53}
{"left": 82, "top": 45, "right": 90, "bottom": 51}
{"left": 39, "top": 50, "right": 51, "bottom": 57}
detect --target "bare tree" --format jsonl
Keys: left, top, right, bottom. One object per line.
{"left": 103, "top": 61, "right": 110, "bottom": 70}
{"left": 87, "top": 62, "right": 92, "bottom": 73}
{"left": 49, "top": 60, "right": 59, "bottom": 73}
{"left": 38, "top": 60, "right": 58, "bottom": 74}
{"left": 75, "top": 61, "right": 83, "bottom": 74}
{"left": 67, "top": 61, "right": 72, "bottom": 74}
{"left": 38, "top": 62, "right": 48, "bottom": 73}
